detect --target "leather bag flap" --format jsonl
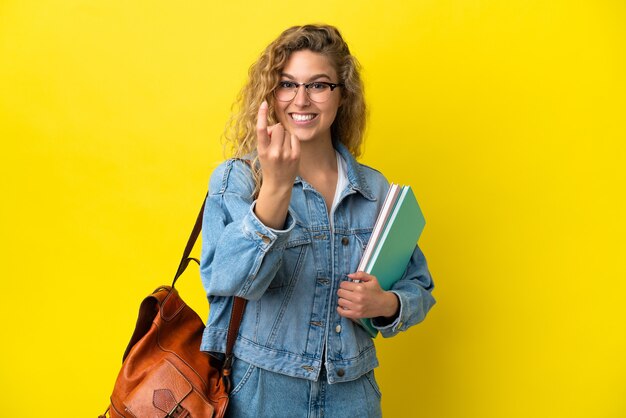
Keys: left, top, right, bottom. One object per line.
{"left": 124, "top": 359, "right": 194, "bottom": 417}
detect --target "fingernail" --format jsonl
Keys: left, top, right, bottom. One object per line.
{"left": 260, "top": 101, "right": 268, "bottom": 109}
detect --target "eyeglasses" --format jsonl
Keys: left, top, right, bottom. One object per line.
{"left": 274, "top": 81, "right": 343, "bottom": 103}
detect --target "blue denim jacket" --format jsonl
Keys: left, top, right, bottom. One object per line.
{"left": 200, "top": 142, "right": 435, "bottom": 384}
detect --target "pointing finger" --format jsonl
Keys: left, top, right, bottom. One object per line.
{"left": 256, "top": 101, "right": 270, "bottom": 150}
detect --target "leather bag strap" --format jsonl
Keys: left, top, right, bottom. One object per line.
{"left": 172, "top": 193, "right": 207, "bottom": 287}
{"left": 171, "top": 192, "right": 247, "bottom": 373}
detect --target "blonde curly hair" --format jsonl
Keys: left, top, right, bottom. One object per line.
{"left": 223, "top": 24, "right": 367, "bottom": 196}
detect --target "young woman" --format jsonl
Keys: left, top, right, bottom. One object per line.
{"left": 200, "top": 24, "right": 435, "bottom": 417}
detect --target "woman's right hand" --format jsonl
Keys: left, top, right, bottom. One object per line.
{"left": 256, "top": 101, "right": 300, "bottom": 188}
{"left": 254, "top": 101, "right": 300, "bottom": 229}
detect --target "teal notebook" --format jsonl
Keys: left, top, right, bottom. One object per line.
{"left": 358, "top": 185, "right": 425, "bottom": 337}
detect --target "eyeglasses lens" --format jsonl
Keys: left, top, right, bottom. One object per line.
{"left": 275, "top": 84, "right": 331, "bottom": 103}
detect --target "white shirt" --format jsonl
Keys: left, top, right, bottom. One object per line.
{"left": 330, "top": 151, "right": 349, "bottom": 229}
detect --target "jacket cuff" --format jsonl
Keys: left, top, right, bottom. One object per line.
{"left": 242, "top": 201, "right": 296, "bottom": 251}
{"left": 371, "top": 291, "right": 406, "bottom": 334}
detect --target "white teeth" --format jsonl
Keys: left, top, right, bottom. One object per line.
{"left": 291, "top": 114, "right": 315, "bottom": 122}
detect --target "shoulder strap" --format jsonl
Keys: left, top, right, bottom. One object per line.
{"left": 171, "top": 192, "right": 247, "bottom": 380}
{"left": 172, "top": 193, "right": 207, "bottom": 287}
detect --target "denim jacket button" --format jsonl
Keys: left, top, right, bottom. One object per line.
{"left": 335, "top": 325, "right": 342, "bottom": 333}
{"left": 255, "top": 231, "right": 271, "bottom": 244}
{"left": 336, "top": 369, "right": 345, "bottom": 377}
{"left": 341, "top": 237, "right": 349, "bottom": 245}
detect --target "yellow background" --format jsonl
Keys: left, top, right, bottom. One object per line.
{"left": 1, "top": 1, "right": 625, "bottom": 417}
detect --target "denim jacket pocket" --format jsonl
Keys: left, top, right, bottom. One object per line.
{"left": 346, "top": 229, "right": 373, "bottom": 273}
{"left": 266, "top": 224, "right": 311, "bottom": 291}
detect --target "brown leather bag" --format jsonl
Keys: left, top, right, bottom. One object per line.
{"left": 100, "top": 196, "right": 246, "bottom": 418}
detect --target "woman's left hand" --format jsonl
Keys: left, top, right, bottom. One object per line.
{"left": 336, "top": 272, "right": 399, "bottom": 319}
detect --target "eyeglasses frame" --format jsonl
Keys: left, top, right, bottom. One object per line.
{"left": 273, "top": 81, "right": 344, "bottom": 103}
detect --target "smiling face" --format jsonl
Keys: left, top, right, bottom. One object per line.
{"left": 273, "top": 49, "right": 342, "bottom": 145}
